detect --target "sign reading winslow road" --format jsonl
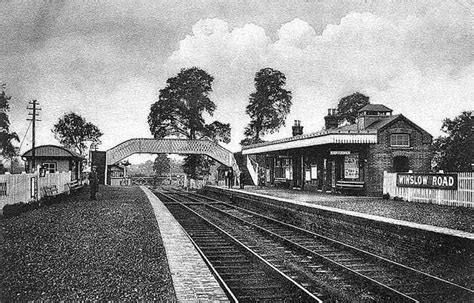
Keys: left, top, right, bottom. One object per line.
{"left": 396, "top": 173, "right": 458, "bottom": 190}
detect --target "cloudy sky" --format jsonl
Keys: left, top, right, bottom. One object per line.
{"left": 1, "top": 0, "right": 473, "bottom": 160}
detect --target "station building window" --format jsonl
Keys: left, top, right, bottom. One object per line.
{"left": 0, "top": 182, "right": 7, "bottom": 196}
{"left": 390, "top": 134, "right": 410, "bottom": 147}
{"left": 110, "top": 171, "right": 124, "bottom": 178}
{"left": 42, "top": 162, "right": 56, "bottom": 173}
{"left": 275, "top": 157, "right": 292, "bottom": 180}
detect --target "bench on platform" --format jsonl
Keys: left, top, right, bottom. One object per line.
{"left": 335, "top": 180, "right": 365, "bottom": 195}
{"left": 273, "top": 178, "right": 291, "bottom": 189}
{"left": 65, "top": 180, "right": 84, "bottom": 193}
{"left": 42, "top": 185, "right": 60, "bottom": 198}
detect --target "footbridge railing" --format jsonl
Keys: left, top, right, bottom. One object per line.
{"left": 106, "top": 138, "right": 240, "bottom": 175}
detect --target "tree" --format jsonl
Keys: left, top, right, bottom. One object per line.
{"left": 335, "top": 92, "right": 370, "bottom": 124}
{"left": 433, "top": 111, "right": 473, "bottom": 172}
{"left": 148, "top": 67, "right": 231, "bottom": 178}
{"left": 128, "top": 160, "right": 155, "bottom": 177}
{"left": 52, "top": 112, "right": 103, "bottom": 156}
{"left": 241, "top": 68, "right": 292, "bottom": 145}
{"left": 0, "top": 85, "right": 19, "bottom": 158}
{"left": 154, "top": 154, "right": 171, "bottom": 176}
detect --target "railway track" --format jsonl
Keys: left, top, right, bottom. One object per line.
{"left": 154, "top": 191, "right": 321, "bottom": 302}
{"left": 159, "top": 189, "right": 474, "bottom": 302}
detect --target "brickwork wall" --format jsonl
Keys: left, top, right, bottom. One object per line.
{"left": 366, "top": 120, "right": 432, "bottom": 195}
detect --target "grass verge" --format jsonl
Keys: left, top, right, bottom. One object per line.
{"left": 1, "top": 186, "right": 176, "bottom": 301}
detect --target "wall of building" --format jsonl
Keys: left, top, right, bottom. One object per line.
{"left": 366, "top": 120, "right": 432, "bottom": 195}
{"left": 27, "top": 159, "right": 70, "bottom": 173}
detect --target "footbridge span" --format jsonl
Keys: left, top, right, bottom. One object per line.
{"left": 105, "top": 138, "right": 240, "bottom": 179}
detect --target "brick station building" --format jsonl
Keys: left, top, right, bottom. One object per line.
{"left": 241, "top": 104, "right": 433, "bottom": 195}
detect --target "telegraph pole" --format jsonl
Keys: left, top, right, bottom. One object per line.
{"left": 27, "top": 100, "right": 41, "bottom": 172}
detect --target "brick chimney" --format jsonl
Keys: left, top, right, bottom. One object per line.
{"left": 292, "top": 120, "right": 303, "bottom": 136}
{"left": 324, "top": 109, "right": 339, "bottom": 129}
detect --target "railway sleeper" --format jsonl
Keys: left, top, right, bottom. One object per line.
{"left": 211, "top": 261, "right": 254, "bottom": 268}
{"left": 196, "top": 244, "right": 236, "bottom": 249}
{"left": 213, "top": 264, "right": 256, "bottom": 270}
{"left": 236, "top": 293, "right": 301, "bottom": 301}
{"left": 206, "top": 255, "right": 249, "bottom": 261}
{"left": 385, "top": 281, "right": 435, "bottom": 293}
{"left": 219, "top": 271, "right": 268, "bottom": 278}
{"left": 197, "top": 247, "right": 240, "bottom": 253}
{"left": 335, "top": 258, "right": 366, "bottom": 264}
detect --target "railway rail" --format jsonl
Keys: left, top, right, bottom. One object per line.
{"left": 153, "top": 190, "right": 321, "bottom": 302}
{"left": 157, "top": 189, "right": 474, "bottom": 302}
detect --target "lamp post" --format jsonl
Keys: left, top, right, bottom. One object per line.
{"left": 169, "top": 159, "right": 172, "bottom": 186}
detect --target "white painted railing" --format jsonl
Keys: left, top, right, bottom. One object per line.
{"left": 0, "top": 171, "right": 72, "bottom": 208}
{"left": 383, "top": 171, "right": 474, "bottom": 208}
{"left": 246, "top": 155, "right": 258, "bottom": 186}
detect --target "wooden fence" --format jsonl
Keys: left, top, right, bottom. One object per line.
{"left": 187, "top": 179, "right": 205, "bottom": 190}
{"left": 383, "top": 172, "right": 474, "bottom": 208}
{"left": 0, "top": 171, "right": 72, "bottom": 208}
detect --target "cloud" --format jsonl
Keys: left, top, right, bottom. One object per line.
{"left": 2, "top": 1, "right": 471, "bottom": 155}
{"left": 276, "top": 18, "right": 317, "bottom": 49}
{"left": 167, "top": 4, "right": 473, "bottom": 149}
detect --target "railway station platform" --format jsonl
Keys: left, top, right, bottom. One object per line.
{"left": 140, "top": 186, "right": 230, "bottom": 302}
{"left": 206, "top": 186, "right": 474, "bottom": 238}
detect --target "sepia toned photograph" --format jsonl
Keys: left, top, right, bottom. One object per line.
{"left": 1, "top": 0, "right": 473, "bottom": 301}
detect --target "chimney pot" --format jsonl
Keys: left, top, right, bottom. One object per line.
{"left": 325, "top": 108, "right": 339, "bottom": 129}
{"left": 292, "top": 120, "right": 304, "bottom": 136}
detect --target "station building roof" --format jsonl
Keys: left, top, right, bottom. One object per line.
{"left": 358, "top": 104, "right": 393, "bottom": 113}
{"left": 242, "top": 114, "right": 430, "bottom": 155}
{"left": 22, "top": 145, "right": 85, "bottom": 160}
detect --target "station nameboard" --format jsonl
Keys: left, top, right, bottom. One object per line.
{"left": 396, "top": 173, "right": 458, "bottom": 190}
{"left": 330, "top": 151, "right": 350, "bottom": 155}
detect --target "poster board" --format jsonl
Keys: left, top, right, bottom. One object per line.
{"left": 344, "top": 153, "right": 359, "bottom": 179}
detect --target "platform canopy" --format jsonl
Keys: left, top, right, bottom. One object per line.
{"left": 242, "top": 130, "right": 378, "bottom": 155}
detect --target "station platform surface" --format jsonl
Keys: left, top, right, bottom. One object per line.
{"left": 209, "top": 186, "right": 474, "bottom": 239}
{"left": 140, "top": 186, "right": 230, "bottom": 302}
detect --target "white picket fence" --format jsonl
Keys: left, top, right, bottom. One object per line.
{"left": 0, "top": 171, "right": 72, "bottom": 208}
{"left": 383, "top": 172, "right": 474, "bottom": 208}
{"left": 187, "top": 179, "right": 205, "bottom": 190}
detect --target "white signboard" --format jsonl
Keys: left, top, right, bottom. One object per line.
{"left": 310, "top": 165, "right": 317, "bottom": 179}
{"left": 344, "top": 153, "right": 359, "bottom": 179}
{"left": 330, "top": 151, "right": 350, "bottom": 155}
{"left": 305, "top": 170, "right": 311, "bottom": 181}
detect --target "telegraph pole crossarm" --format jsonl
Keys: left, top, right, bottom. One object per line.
{"left": 26, "top": 100, "right": 41, "bottom": 172}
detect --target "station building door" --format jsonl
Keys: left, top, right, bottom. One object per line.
{"left": 292, "top": 154, "right": 303, "bottom": 188}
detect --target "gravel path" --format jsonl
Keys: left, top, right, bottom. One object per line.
{"left": 1, "top": 186, "right": 176, "bottom": 301}
{"left": 242, "top": 187, "right": 474, "bottom": 233}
